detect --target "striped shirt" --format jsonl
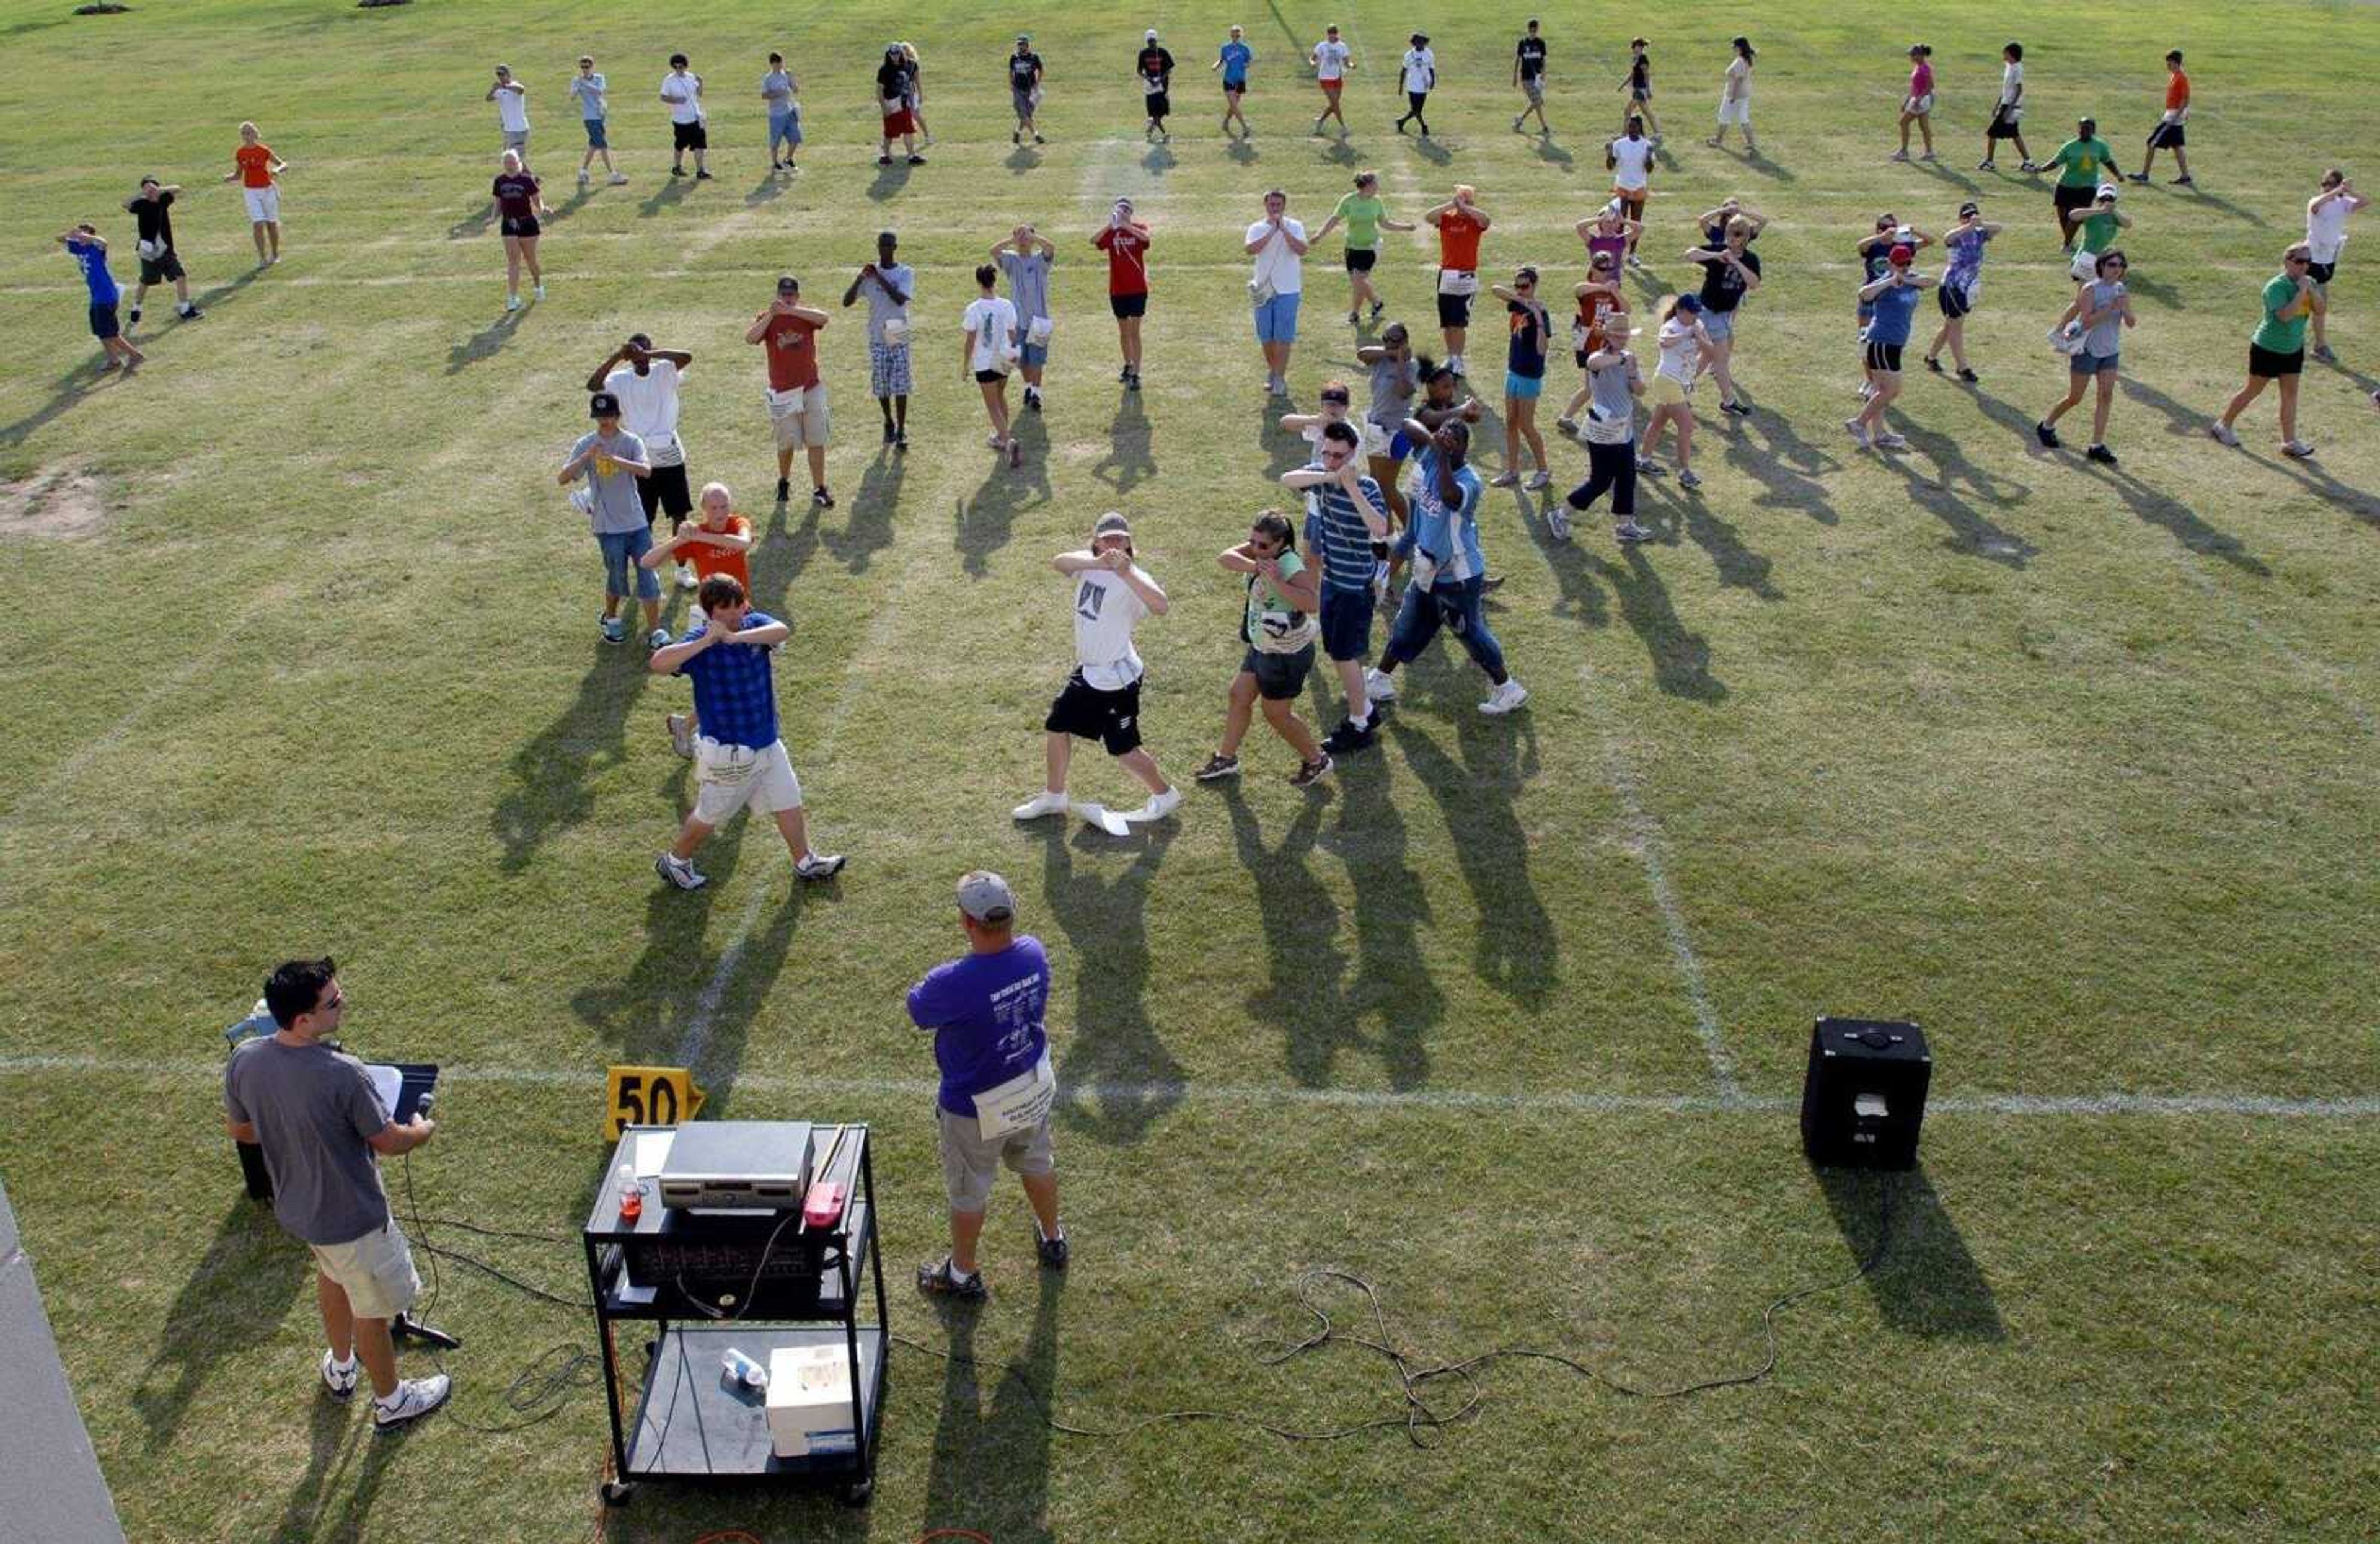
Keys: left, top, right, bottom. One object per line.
{"left": 1301, "top": 474, "right": 1388, "bottom": 593}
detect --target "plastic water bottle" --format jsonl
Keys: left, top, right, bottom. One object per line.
{"left": 722, "top": 1348, "right": 768, "bottom": 1388}
{"left": 615, "top": 1162, "right": 643, "bottom": 1223}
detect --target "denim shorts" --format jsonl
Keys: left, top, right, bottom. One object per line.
{"left": 1505, "top": 371, "right": 1543, "bottom": 400}
{"left": 1701, "top": 309, "right": 1735, "bottom": 342}
{"left": 582, "top": 117, "right": 608, "bottom": 148}
{"left": 597, "top": 526, "right": 661, "bottom": 600}
{"left": 2070, "top": 350, "right": 2120, "bottom": 376}
{"left": 1254, "top": 290, "right": 1302, "bottom": 344}
{"left": 1013, "top": 330, "right": 1048, "bottom": 368}
{"left": 770, "top": 108, "right": 802, "bottom": 146}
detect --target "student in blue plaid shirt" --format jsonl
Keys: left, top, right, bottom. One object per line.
{"left": 648, "top": 573, "right": 847, "bottom": 890}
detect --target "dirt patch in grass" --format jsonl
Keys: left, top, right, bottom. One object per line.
{"left": 0, "top": 466, "right": 107, "bottom": 541}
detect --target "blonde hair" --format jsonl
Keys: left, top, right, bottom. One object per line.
{"left": 901, "top": 41, "right": 919, "bottom": 63}
{"left": 1453, "top": 183, "right": 1476, "bottom": 202}
{"left": 501, "top": 149, "right": 522, "bottom": 171}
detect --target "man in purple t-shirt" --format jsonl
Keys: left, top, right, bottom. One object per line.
{"left": 906, "top": 870, "right": 1067, "bottom": 1297}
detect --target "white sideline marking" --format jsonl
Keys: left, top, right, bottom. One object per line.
{"left": 9, "top": 1055, "right": 2372, "bottom": 1119}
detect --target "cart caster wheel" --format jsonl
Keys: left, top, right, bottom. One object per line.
{"left": 840, "top": 1480, "right": 874, "bottom": 1507}
{"left": 601, "top": 1481, "right": 635, "bottom": 1508}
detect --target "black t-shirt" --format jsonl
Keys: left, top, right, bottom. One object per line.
{"left": 1008, "top": 51, "right": 1042, "bottom": 90}
{"left": 876, "top": 60, "right": 913, "bottom": 100}
{"left": 1517, "top": 37, "right": 1548, "bottom": 79}
{"left": 126, "top": 191, "right": 175, "bottom": 249}
{"left": 1138, "top": 47, "right": 1173, "bottom": 86}
{"left": 1698, "top": 247, "right": 1761, "bottom": 312}
{"left": 1629, "top": 56, "right": 1649, "bottom": 90}
{"left": 1505, "top": 300, "right": 1548, "bottom": 378}
{"left": 491, "top": 171, "right": 540, "bottom": 219}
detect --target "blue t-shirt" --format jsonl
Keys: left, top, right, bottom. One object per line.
{"left": 1302, "top": 472, "right": 1389, "bottom": 593}
{"left": 67, "top": 238, "right": 118, "bottom": 306}
{"left": 1866, "top": 281, "right": 1922, "bottom": 346}
{"left": 1403, "top": 451, "right": 1487, "bottom": 582}
{"left": 672, "top": 611, "right": 782, "bottom": 749}
{"left": 907, "top": 936, "right": 1052, "bottom": 1116}
{"left": 1219, "top": 41, "right": 1252, "bottom": 84}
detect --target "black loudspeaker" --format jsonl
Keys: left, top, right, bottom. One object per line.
{"left": 1801, "top": 1017, "right": 1931, "bottom": 1170}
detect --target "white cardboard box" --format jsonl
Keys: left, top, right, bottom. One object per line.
{"left": 765, "top": 1344, "right": 857, "bottom": 1458}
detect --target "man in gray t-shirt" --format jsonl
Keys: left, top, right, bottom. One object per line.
{"left": 842, "top": 230, "right": 915, "bottom": 443}
{"left": 223, "top": 957, "right": 450, "bottom": 1430}
{"left": 994, "top": 224, "right": 1056, "bottom": 410}
{"left": 559, "top": 392, "right": 664, "bottom": 646}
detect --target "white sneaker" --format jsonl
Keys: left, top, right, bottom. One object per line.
{"left": 505, "top": 293, "right": 522, "bottom": 312}
{"left": 372, "top": 1374, "right": 451, "bottom": 1434}
{"left": 1480, "top": 679, "right": 1529, "bottom": 716}
{"left": 1012, "top": 790, "right": 1069, "bottom": 821}
{"left": 676, "top": 563, "right": 698, "bottom": 591}
{"left": 1129, "top": 787, "right": 1183, "bottom": 823}
{"left": 646, "top": 627, "right": 670, "bottom": 649}
{"left": 577, "top": 169, "right": 591, "bottom": 187}
{"left": 656, "top": 852, "right": 707, "bottom": 890}
{"left": 1844, "top": 417, "right": 1872, "bottom": 449}
{"left": 666, "top": 712, "right": 694, "bottom": 759}
{"left": 2208, "top": 423, "right": 2240, "bottom": 448}
{"left": 320, "top": 1351, "right": 359, "bottom": 1400}
{"left": 608, "top": 174, "right": 630, "bottom": 185}
{"left": 532, "top": 283, "right": 546, "bottom": 301}
{"left": 1524, "top": 470, "right": 1553, "bottom": 491}
{"left": 1364, "top": 667, "right": 1398, "bottom": 701}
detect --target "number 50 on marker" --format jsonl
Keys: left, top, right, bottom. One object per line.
{"left": 605, "top": 1065, "right": 706, "bottom": 1140}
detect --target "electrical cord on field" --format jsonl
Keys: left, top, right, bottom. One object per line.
{"left": 891, "top": 1175, "right": 1898, "bottom": 1449}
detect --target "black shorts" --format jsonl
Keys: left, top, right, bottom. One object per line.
{"left": 2053, "top": 183, "right": 2096, "bottom": 216}
{"left": 1109, "top": 292, "right": 1147, "bottom": 319}
{"left": 88, "top": 301, "right": 121, "bottom": 340}
{"left": 1864, "top": 341, "right": 1904, "bottom": 373}
{"left": 1345, "top": 247, "right": 1377, "bottom": 273}
{"left": 137, "top": 250, "right": 185, "bottom": 285}
{"left": 672, "top": 120, "right": 708, "bottom": 151}
{"left": 1317, "top": 584, "right": 1376, "bottom": 662}
{"left": 1223, "top": 79, "right": 1246, "bottom": 96}
{"left": 501, "top": 215, "right": 541, "bottom": 239}
{"left": 1407, "top": 90, "right": 1429, "bottom": 113}
{"left": 1986, "top": 105, "right": 2022, "bottom": 139}
{"left": 974, "top": 368, "right": 1009, "bottom": 384}
{"left": 1937, "top": 281, "right": 1974, "bottom": 320}
{"left": 1045, "top": 670, "right": 1144, "bottom": 756}
{"left": 1147, "top": 92, "right": 1171, "bottom": 119}
{"left": 638, "top": 462, "right": 693, "bottom": 522}
{"left": 2247, "top": 343, "right": 2304, "bottom": 379}
{"left": 1240, "top": 644, "right": 1315, "bottom": 701}
{"left": 2146, "top": 120, "right": 2185, "bottom": 148}
{"left": 2308, "top": 260, "right": 2337, "bottom": 286}
{"left": 1437, "top": 288, "right": 1474, "bottom": 329}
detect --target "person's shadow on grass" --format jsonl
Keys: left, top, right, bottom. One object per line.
{"left": 444, "top": 311, "right": 523, "bottom": 374}
{"left": 826, "top": 448, "right": 902, "bottom": 575}
{"left": 1722, "top": 404, "right": 1845, "bottom": 526}
{"left": 132, "top": 1197, "right": 304, "bottom": 1447}
{"left": 1388, "top": 715, "right": 1558, "bottom": 1007}
{"left": 568, "top": 799, "right": 747, "bottom": 1064}
{"left": 0, "top": 364, "right": 114, "bottom": 448}
{"left": 920, "top": 1273, "right": 1061, "bottom": 1543}
{"left": 491, "top": 652, "right": 648, "bottom": 873}
{"left": 270, "top": 1398, "right": 399, "bottom": 1542}
{"left": 749, "top": 489, "right": 821, "bottom": 616}
{"left": 867, "top": 160, "right": 914, "bottom": 201}
{"left": 955, "top": 443, "right": 1052, "bottom": 579}
{"left": 638, "top": 177, "right": 692, "bottom": 219}
{"left": 1586, "top": 542, "right": 1729, "bottom": 702}
{"left": 1092, "top": 390, "right": 1157, "bottom": 496}
{"left": 1220, "top": 783, "right": 1384, "bottom": 1089}
{"left": 1324, "top": 745, "right": 1440, "bottom": 1090}
{"left": 1042, "top": 820, "right": 1183, "bottom": 1145}
{"left": 1258, "top": 398, "right": 1311, "bottom": 478}
{"left": 446, "top": 203, "right": 497, "bottom": 240}
{"left": 1892, "top": 418, "right": 2041, "bottom": 567}
{"left": 2080, "top": 461, "right": 2271, "bottom": 576}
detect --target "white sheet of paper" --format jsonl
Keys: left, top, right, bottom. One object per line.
{"left": 1075, "top": 801, "right": 1131, "bottom": 836}
{"left": 367, "top": 1064, "right": 403, "bottom": 1118}
{"left": 632, "top": 1129, "right": 677, "bottom": 1179}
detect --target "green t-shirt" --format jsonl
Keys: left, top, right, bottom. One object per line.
{"left": 2076, "top": 208, "right": 2122, "bottom": 252}
{"left": 2052, "top": 137, "right": 2115, "bottom": 189}
{"left": 1334, "top": 193, "right": 1386, "bottom": 250}
{"left": 1243, "top": 547, "right": 1313, "bottom": 648}
{"left": 2254, "top": 272, "right": 2309, "bottom": 353}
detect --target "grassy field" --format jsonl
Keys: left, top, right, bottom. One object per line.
{"left": 2, "top": 0, "right": 2377, "bottom": 1538}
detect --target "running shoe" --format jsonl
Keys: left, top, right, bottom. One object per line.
{"left": 1192, "top": 754, "right": 1241, "bottom": 782}
{"left": 795, "top": 852, "right": 847, "bottom": 881}
{"left": 1614, "top": 519, "right": 1654, "bottom": 544}
{"left": 1290, "top": 754, "right": 1334, "bottom": 788}
{"left": 2281, "top": 440, "right": 2317, "bottom": 459}
{"left": 2085, "top": 444, "right": 2118, "bottom": 465}
{"left": 1545, "top": 503, "right": 1572, "bottom": 542}
{"left": 1479, "top": 680, "right": 1529, "bottom": 716}
{"left": 2034, "top": 421, "right": 2060, "bottom": 449}
{"left": 372, "top": 1376, "right": 452, "bottom": 1435}
{"left": 2208, "top": 423, "right": 2240, "bottom": 448}
{"left": 916, "top": 1257, "right": 987, "bottom": 1299}
{"left": 656, "top": 852, "right": 707, "bottom": 890}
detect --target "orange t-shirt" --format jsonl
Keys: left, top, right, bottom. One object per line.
{"left": 685, "top": 516, "right": 752, "bottom": 588}
{"left": 236, "top": 144, "right": 276, "bottom": 188}
{"left": 1437, "top": 210, "right": 1484, "bottom": 271}
{"left": 2164, "top": 72, "right": 2189, "bottom": 112}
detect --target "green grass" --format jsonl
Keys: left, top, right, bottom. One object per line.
{"left": 2, "top": 0, "right": 2378, "bottom": 1538}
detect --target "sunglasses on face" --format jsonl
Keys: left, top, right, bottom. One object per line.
{"left": 1321, "top": 393, "right": 1350, "bottom": 405}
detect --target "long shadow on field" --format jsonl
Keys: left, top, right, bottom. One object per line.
{"left": 1729, "top": 147, "right": 1796, "bottom": 185}
{"left": 493, "top": 655, "right": 646, "bottom": 871}
{"left": 1042, "top": 822, "right": 1183, "bottom": 1144}
{"left": 2078, "top": 463, "right": 2270, "bottom": 576}
{"left": 2172, "top": 183, "right": 2267, "bottom": 228}
{"left": 1892, "top": 418, "right": 2040, "bottom": 567}
{"left": 1722, "top": 402, "right": 1844, "bottom": 526}
{"left": 638, "top": 178, "right": 692, "bottom": 219}
{"left": 1673, "top": 488, "right": 1786, "bottom": 597}
{"left": 1328, "top": 741, "right": 1443, "bottom": 1087}
{"left": 0, "top": 364, "right": 117, "bottom": 448}
{"left": 919, "top": 1275, "right": 1060, "bottom": 1543}
{"left": 568, "top": 796, "right": 748, "bottom": 1063}
{"left": 1817, "top": 1165, "right": 2006, "bottom": 1341}
{"left": 1532, "top": 135, "right": 1575, "bottom": 170}
{"left": 2118, "top": 374, "right": 2215, "bottom": 441}
{"left": 270, "top": 1395, "right": 396, "bottom": 1543}
{"left": 826, "top": 448, "right": 901, "bottom": 575}
{"left": 868, "top": 160, "right": 914, "bottom": 202}
{"left": 679, "top": 881, "right": 826, "bottom": 1110}
{"left": 1227, "top": 136, "right": 1260, "bottom": 167}
{"left": 2238, "top": 444, "right": 2380, "bottom": 531}
{"left": 444, "top": 312, "right": 522, "bottom": 374}
{"left": 955, "top": 438, "right": 1052, "bottom": 579}
{"left": 1388, "top": 717, "right": 1557, "bottom": 1008}
{"left": 744, "top": 172, "right": 790, "bottom": 210}
{"left": 1258, "top": 398, "right": 1312, "bottom": 478}
{"left": 132, "top": 1197, "right": 304, "bottom": 1446}
{"left": 1580, "top": 544, "right": 1727, "bottom": 702}
{"left": 189, "top": 268, "right": 260, "bottom": 317}
{"left": 540, "top": 186, "right": 596, "bottom": 228}
{"left": 1092, "top": 390, "right": 1157, "bottom": 496}
{"left": 446, "top": 203, "right": 497, "bottom": 241}
{"left": 749, "top": 492, "right": 821, "bottom": 615}
{"left": 1910, "top": 158, "right": 1981, "bottom": 197}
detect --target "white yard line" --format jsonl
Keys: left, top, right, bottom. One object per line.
{"left": 6, "top": 1053, "right": 2374, "bottom": 1119}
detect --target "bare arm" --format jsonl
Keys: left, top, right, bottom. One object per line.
{"left": 745, "top": 309, "right": 774, "bottom": 344}
{"left": 648, "top": 627, "right": 720, "bottom": 674}
{"left": 1051, "top": 549, "right": 1103, "bottom": 575}
{"left": 366, "top": 1116, "right": 435, "bottom": 1157}
{"left": 1379, "top": 214, "right": 1417, "bottom": 232}
{"left": 1116, "top": 561, "right": 1168, "bottom": 615}
{"left": 586, "top": 346, "right": 627, "bottom": 394}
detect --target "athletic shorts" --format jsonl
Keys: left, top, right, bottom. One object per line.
{"left": 2247, "top": 343, "right": 2304, "bottom": 379}
{"left": 1938, "top": 281, "right": 1975, "bottom": 319}
{"left": 2307, "top": 261, "right": 2337, "bottom": 286}
{"left": 1701, "top": 309, "right": 1735, "bottom": 342}
{"left": 1906, "top": 93, "right": 1935, "bottom": 116}
{"left": 500, "top": 215, "right": 540, "bottom": 239}
{"left": 1109, "top": 292, "right": 1148, "bottom": 320}
{"left": 2070, "top": 350, "right": 2120, "bottom": 376}
{"left": 1317, "top": 584, "right": 1376, "bottom": 662}
{"left": 1013, "top": 87, "right": 1038, "bottom": 120}
{"left": 1045, "top": 669, "right": 1144, "bottom": 755}
{"left": 1864, "top": 341, "right": 1904, "bottom": 373}
{"left": 937, "top": 1105, "right": 1054, "bottom": 1212}
{"left": 2146, "top": 120, "right": 2185, "bottom": 149}
{"left": 881, "top": 106, "right": 915, "bottom": 137}
{"left": 1522, "top": 77, "right": 1545, "bottom": 105}
{"left": 1321, "top": 78, "right": 1344, "bottom": 98}
{"left": 502, "top": 128, "right": 530, "bottom": 153}
{"left": 1437, "top": 289, "right": 1474, "bottom": 329}
{"left": 1505, "top": 371, "right": 1543, "bottom": 400}
{"left": 769, "top": 108, "right": 801, "bottom": 148}
{"left": 88, "top": 301, "right": 120, "bottom": 340}
{"left": 309, "top": 1222, "right": 421, "bottom": 1321}
{"left": 1253, "top": 291, "right": 1301, "bottom": 343}
{"left": 1345, "top": 247, "right": 1377, "bottom": 273}
{"left": 1614, "top": 190, "right": 1647, "bottom": 222}
{"left": 672, "top": 120, "right": 707, "bottom": 151}
{"left": 871, "top": 341, "right": 914, "bottom": 398}
{"left": 243, "top": 187, "right": 280, "bottom": 223}
{"left": 1630, "top": 87, "right": 1652, "bottom": 104}
{"left": 770, "top": 385, "right": 830, "bottom": 448}
{"left": 2069, "top": 249, "right": 2104, "bottom": 283}
{"left": 691, "top": 738, "right": 805, "bottom": 825}
{"left": 974, "top": 367, "right": 1008, "bottom": 384}
{"left": 2054, "top": 183, "right": 2096, "bottom": 216}
{"left": 1241, "top": 643, "right": 1315, "bottom": 701}
{"left": 1986, "top": 104, "right": 2021, "bottom": 139}
{"left": 637, "top": 462, "right": 693, "bottom": 522}
{"left": 138, "top": 251, "right": 185, "bottom": 285}
{"left": 1649, "top": 375, "right": 1690, "bottom": 407}
{"left": 1147, "top": 92, "right": 1171, "bottom": 120}
{"left": 1224, "top": 79, "right": 1248, "bottom": 95}
{"left": 583, "top": 116, "right": 609, "bottom": 148}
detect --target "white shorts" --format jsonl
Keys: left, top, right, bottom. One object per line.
{"left": 244, "top": 187, "right": 281, "bottom": 223}
{"left": 692, "top": 738, "right": 804, "bottom": 825}
{"left": 308, "top": 1222, "right": 421, "bottom": 1320}
{"left": 770, "top": 384, "right": 831, "bottom": 449}
{"left": 1716, "top": 97, "right": 1751, "bottom": 126}
{"left": 2069, "top": 249, "right": 2100, "bottom": 282}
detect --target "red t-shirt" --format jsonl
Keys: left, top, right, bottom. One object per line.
{"left": 1577, "top": 289, "right": 1619, "bottom": 350}
{"left": 2165, "top": 71, "right": 2189, "bottom": 112}
{"left": 762, "top": 312, "right": 822, "bottom": 391}
{"left": 1095, "top": 224, "right": 1152, "bottom": 296}
{"left": 686, "top": 515, "right": 753, "bottom": 588}
{"left": 1437, "top": 210, "right": 1484, "bottom": 271}
{"left": 235, "top": 144, "right": 276, "bottom": 188}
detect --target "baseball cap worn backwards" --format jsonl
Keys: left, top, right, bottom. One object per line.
{"left": 958, "top": 871, "right": 1016, "bottom": 923}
